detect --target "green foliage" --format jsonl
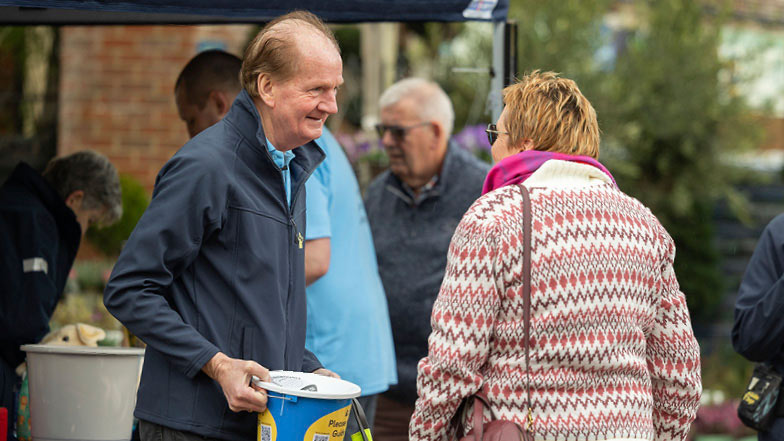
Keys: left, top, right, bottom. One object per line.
{"left": 334, "top": 25, "right": 361, "bottom": 59}
{"left": 702, "top": 341, "right": 755, "bottom": 399}
{"left": 68, "top": 260, "right": 115, "bottom": 293}
{"left": 400, "top": 22, "right": 494, "bottom": 131}
{"left": 86, "top": 175, "right": 150, "bottom": 257}
{"left": 598, "top": 0, "right": 763, "bottom": 321}
{"left": 333, "top": 25, "right": 364, "bottom": 128}
{"left": 0, "top": 27, "right": 49, "bottom": 134}
{"left": 509, "top": 0, "right": 764, "bottom": 322}
{"left": 511, "top": 0, "right": 610, "bottom": 81}
{"left": 50, "top": 291, "right": 123, "bottom": 331}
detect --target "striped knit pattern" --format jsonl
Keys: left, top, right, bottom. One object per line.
{"left": 409, "top": 174, "right": 701, "bottom": 441}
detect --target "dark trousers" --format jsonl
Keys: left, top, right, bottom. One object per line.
{"left": 139, "top": 420, "right": 221, "bottom": 441}
{"left": 372, "top": 394, "right": 415, "bottom": 441}
{"left": 345, "top": 394, "right": 378, "bottom": 440}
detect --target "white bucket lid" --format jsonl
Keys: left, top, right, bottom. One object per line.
{"left": 252, "top": 370, "right": 361, "bottom": 399}
{"left": 21, "top": 344, "right": 145, "bottom": 356}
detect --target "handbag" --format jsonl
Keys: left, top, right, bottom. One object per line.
{"left": 350, "top": 397, "right": 373, "bottom": 441}
{"left": 453, "top": 185, "right": 535, "bottom": 441}
{"left": 738, "top": 363, "right": 784, "bottom": 431}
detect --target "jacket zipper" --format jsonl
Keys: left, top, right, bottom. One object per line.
{"left": 261, "top": 132, "right": 324, "bottom": 371}
{"left": 276, "top": 155, "right": 320, "bottom": 371}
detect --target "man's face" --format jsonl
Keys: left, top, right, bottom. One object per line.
{"left": 263, "top": 38, "right": 343, "bottom": 150}
{"left": 72, "top": 208, "right": 104, "bottom": 238}
{"left": 64, "top": 191, "right": 104, "bottom": 238}
{"left": 379, "top": 98, "right": 439, "bottom": 187}
{"left": 175, "top": 85, "right": 224, "bottom": 139}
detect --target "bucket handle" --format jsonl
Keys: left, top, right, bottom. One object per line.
{"left": 250, "top": 377, "right": 297, "bottom": 403}
{"left": 351, "top": 398, "right": 372, "bottom": 441}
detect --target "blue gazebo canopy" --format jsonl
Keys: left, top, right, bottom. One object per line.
{"left": 0, "top": 0, "right": 509, "bottom": 24}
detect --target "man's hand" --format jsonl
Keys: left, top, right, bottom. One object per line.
{"left": 203, "top": 352, "right": 271, "bottom": 413}
{"left": 313, "top": 368, "right": 340, "bottom": 379}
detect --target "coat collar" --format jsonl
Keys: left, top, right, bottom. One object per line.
{"left": 384, "top": 141, "right": 464, "bottom": 204}
{"left": 6, "top": 162, "right": 81, "bottom": 251}
{"left": 228, "top": 90, "right": 325, "bottom": 178}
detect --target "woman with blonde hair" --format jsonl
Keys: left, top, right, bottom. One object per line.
{"left": 408, "top": 71, "right": 701, "bottom": 441}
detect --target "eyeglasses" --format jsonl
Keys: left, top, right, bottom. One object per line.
{"left": 486, "top": 123, "right": 509, "bottom": 145}
{"left": 375, "top": 122, "right": 431, "bottom": 142}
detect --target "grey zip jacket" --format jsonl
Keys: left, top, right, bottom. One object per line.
{"left": 104, "top": 90, "right": 324, "bottom": 441}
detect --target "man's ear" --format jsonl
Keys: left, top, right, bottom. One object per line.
{"left": 257, "top": 73, "right": 275, "bottom": 107}
{"left": 429, "top": 121, "right": 444, "bottom": 150}
{"left": 211, "top": 90, "right": 231, "bottom": 117}
{"left": 64, "top": 190, "right": 84, "bottom": 211}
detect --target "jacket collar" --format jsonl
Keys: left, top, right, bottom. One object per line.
{"left": 384, "top": 141, "right": 463, "bottom": 205}
{"left": 7, "top": 162, "right": 81, "bottom": 250}
{"left": 434, "top": 140, "right": 464, "bottom": 190}
{"left": 228, "top": 90, "right": 325, "bottom": 180}
{"left": 525, "top": 159, "right": 614, "bottom": 188}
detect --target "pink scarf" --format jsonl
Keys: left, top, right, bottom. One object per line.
{"left": 481, "top": 150, "right": 616, "bottom": 195}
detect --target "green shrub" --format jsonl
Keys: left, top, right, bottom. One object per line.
{"left": 50, "top": 291, "right": 123, "bottom": 331}
{"left": 68, "top": 259, "right": 114, "bottom": 293}
{"left": 87, "top": 174, "right": 149, "bottom": 257}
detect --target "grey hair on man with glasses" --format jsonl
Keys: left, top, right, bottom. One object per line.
{"left": 379, "top": 78, "right": 454, "bottom": 138}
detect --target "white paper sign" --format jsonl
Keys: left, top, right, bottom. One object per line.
{"left": 462, "top": 0, "right": 500, "bottom": 20}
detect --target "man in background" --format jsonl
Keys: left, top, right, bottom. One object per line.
{"left": 1, "top": 150, "right": 122, "bottom": 441}
{"left": 174, "top": 47, "right": 396, "bottom": 441}
{"left": 364, "top": 78, "right": 490, "bottom": 441}
{"left": 174, "top": 49, "right": 242, "bottom": 139}
{"left": 733, "top": 214, "right": 784, "bottom": 440}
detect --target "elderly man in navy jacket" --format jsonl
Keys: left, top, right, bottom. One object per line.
{"left": 104, "top": 11, "right": 342, "bottom": 441}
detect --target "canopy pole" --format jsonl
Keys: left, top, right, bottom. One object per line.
{"left": 489, "top": 19, "right": 517, "bottom": 122}
{"left": 360, "top": 22, "right": 398, "bottom": 132}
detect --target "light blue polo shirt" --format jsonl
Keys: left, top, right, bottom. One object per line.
{"left": 304, "top": 128, "right": 397, "bottom": 396}
{"left": 265, "top": 138, "right": 295, "bottom": 206}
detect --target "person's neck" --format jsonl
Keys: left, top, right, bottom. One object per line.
{"left": 405, "top": 148, "right": 447, "bottom": 194}
{"left": 402, "top": 169, "right": 439, "bottom": 196}
{"left": 255, "top": 100, "right": 286, "bottom": 151}
{"left": 402, "top": 178, "right": 425, "bottom": 196}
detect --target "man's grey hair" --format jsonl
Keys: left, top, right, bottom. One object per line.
{"left": 379, "top": 78, "right": 454, "bottom": 137}
{"left": 42, "top": 150, "right": 122, "bottom": 226}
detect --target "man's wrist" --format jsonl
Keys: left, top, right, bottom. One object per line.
{"left": 203, "top": 352, "right": 229, "bottom": 380}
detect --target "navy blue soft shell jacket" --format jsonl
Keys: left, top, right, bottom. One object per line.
{"left": 733, "top": 213, "right": 784, "bottom": 440}
{"left": 0, "top": 163, "right": 80, "bottom": 441}
{"left": 104, "top": 90, "right": 325, "bottom": 441}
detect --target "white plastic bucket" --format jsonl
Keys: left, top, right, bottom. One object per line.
{"left": 21, "top": 344, "right": 145, "bottom": 441}
{"left": 253, "top": 371, "right": 361, "bottom": 441}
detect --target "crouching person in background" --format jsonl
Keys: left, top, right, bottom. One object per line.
{"left": 1, "top": 150, "right": 121, "bottom": 441}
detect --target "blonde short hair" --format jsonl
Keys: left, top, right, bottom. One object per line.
{"left": 502, "top": 71, "right": 600, "bottom": 159}
{"left": 240, "top": 10, "right": 339, "bottom": 98}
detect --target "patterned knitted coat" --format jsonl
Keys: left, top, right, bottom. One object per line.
{"left": 409, "top": 160, "right": 701, "bottom": 441}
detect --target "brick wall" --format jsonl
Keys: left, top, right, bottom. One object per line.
{"left": 733, "top": 0, "right": 784, "bottom": 24}
{"left": 762, "top": 116, "right": 784, "bottom": 150}
{"left": 58, "top": 25, "right": 254, "bottom": 192}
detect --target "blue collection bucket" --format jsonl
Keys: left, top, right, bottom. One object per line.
{"left": 254, "top": 371, "right": 361, "bottom": 441}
